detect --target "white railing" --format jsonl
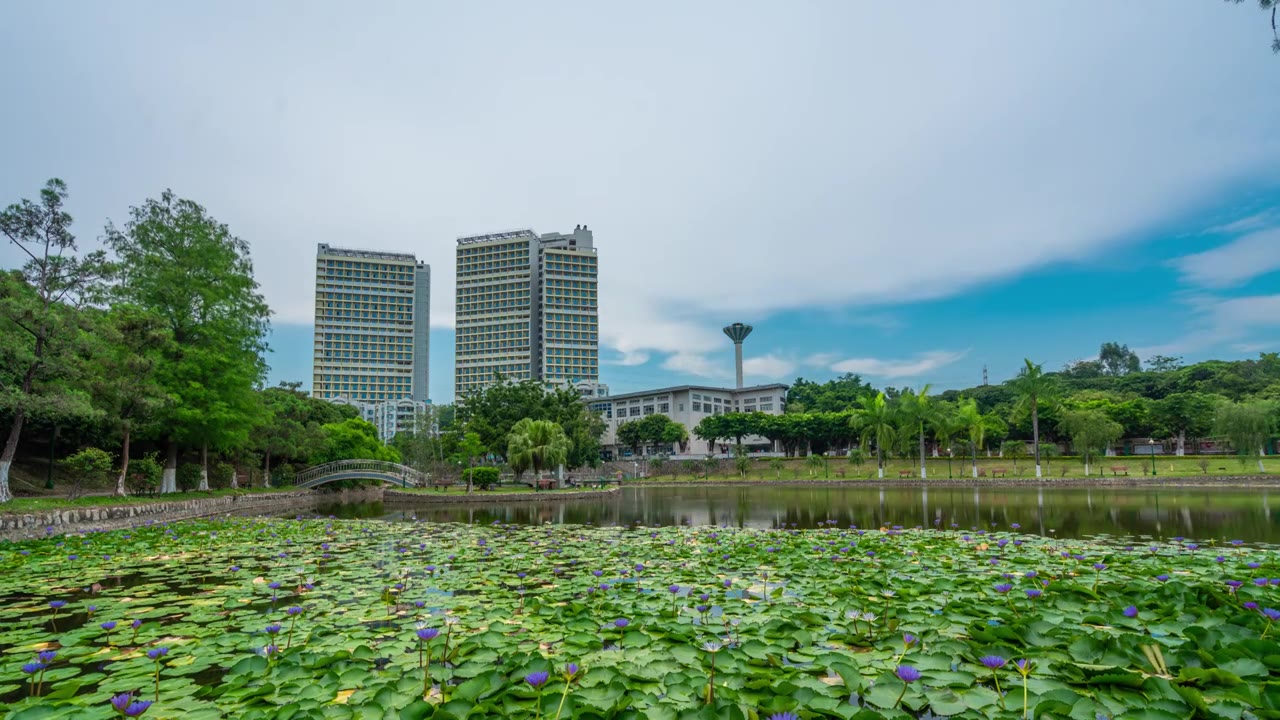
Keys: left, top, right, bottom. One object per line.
{"left": 294, "top": 459, "right": 427, "bottom": 488}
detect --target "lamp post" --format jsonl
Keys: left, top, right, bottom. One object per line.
{"left": 946, "top": 447, "right": 953, "bottom": 479}
{"left": 1148, "top": 439, "right": 1157, "bottom": 477}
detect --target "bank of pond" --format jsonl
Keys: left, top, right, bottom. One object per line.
{"left": 0, "top": 517, "right": 1277, "bottom": 719}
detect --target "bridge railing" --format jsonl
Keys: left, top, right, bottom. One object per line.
{"left": 294, "top": 459, "right": 428, "bottom": 488}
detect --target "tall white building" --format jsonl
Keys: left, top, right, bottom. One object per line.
{"left": 312, "top": 244, "right": 431, "bottom": 439}
{"left": 454, "top": 226, "right": 599, "bottom": 401}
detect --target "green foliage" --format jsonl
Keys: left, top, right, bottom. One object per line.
{"left": 785, "top": 372, "right": 872, "bottom": 412}
{"left": 125, "top": 452, "right": 162, "bottom": 494}
{"left": 457, "top": 379, "right": 603, "bottom": 468}
{"left": 851, "top": 392, "right": 896, "bottom": 473}
{"left": 1213, "top": 400, "right": 1277, "bottom": 471}
{"left": 176, "top": 462, "right": 203, "bottom": 492}
{"left": 60, "top": 447, "right": 114, "bottom": 499}
{"left": 212, "top": 461, "right": 236, "bottom": 490}
{"left": 1009, "top": 359, "right": 1060, "bottom": 471}
{"left": 462, "top": 466, "right": 500, "bottom": 490}
{"left": 1059, "top": 409, "right": 1124, "bottom": 474}
{"left": 734, "top": 454, "right": 752, "bottom": 477}
{"left": 312, "top": 418, "right": 400, "bottom": 465}
{"left": 0, "top": 179, "right": 109, "bottom": 502}
{"left": 507, "top": 419, "right": 570, "bottom": 476}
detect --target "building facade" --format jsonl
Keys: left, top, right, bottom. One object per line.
{"left": 330, "top": 397, "right": 429, "bottom": 442}
{"left": 454, "top": 226, "right": 598, "bottom": 401}
{"left": 312, "top": 244, "right": 431, "bottom": 437}
{"left": 588, "top": 383, "right": 788, "bottom": 459}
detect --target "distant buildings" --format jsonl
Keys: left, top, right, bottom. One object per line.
{"left": 312, "top": 244, "right": 431, "bottom": 440}
{"left": 454, "top": 226, "right": 599, "bottom": 401}
{"left": 589, "top": 383, "right": 789, "bottom": 459}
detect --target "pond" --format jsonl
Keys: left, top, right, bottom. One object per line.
{"left": 312, "top": 484, "right": 1280, "bottom": 543}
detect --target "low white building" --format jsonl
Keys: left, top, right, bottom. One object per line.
{"left": 586, "top": 383, "right": 788, "bottom": 460}
{"left": 330, "top": 396, "right": 429, "bottom": 442}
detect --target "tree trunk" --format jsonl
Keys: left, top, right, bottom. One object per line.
{"left": 0, "top": 406, "right": 26, "bottom": 503}
{"left": 198, "top": 442, "right": 210, "bottom": 491}
{"left": 466, "top": 458, "right": 473, "bottom": 494}
{"left": 1032, "top": 401, "right": 1042, "bottom": 478}
{"left": 115, "top": 426, "right": 131, "bottom": 496}
{"left": 264, "top": 450, "right": 272, "bottom": 488}
{"left": 972, "top": 447, "right": 978, "bottom": 478}
{"left": 1260, "top": 451, "right": 1266, "bottom": 474}
{"left": 229, "top": 466, "right": 238, "bottom": 489}
{"left": 918, "top": 426, "right": 927, "bottom": 479}
{"left": 876, "top": 446, "right": 884, "bottom": 479}
{"left": 161, "top": 440, "right": 178, "bottom": 493}
{"left": 1176, "top": 430, "right": 1185, "bottom": 457}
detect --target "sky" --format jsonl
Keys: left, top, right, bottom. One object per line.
{"left": 2, "top": 2, "right": 1279, "bottom": 402}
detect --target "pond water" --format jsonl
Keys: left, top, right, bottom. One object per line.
{"left": 306, "top": 484, "right": 1280, "bottom": 543}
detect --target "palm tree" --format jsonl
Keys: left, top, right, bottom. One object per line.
{"left": 506, "top": 419, "right": 570, "bottom": 481}
{"left": 956, "top": 398, "right": 1004, "bottom": 478}
{"left": 1009, "top": 359, "right": 1059, "bottom": 479}
{"left": 850, "top": 392, "right": 896, "bottom": 479}
{"left": 897, "top": 385, "right": 934, "bottom": 479}
{"left": 931, "top": 402, "right": 966, "bottom": 478}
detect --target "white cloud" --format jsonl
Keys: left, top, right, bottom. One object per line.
{"left": 828, "top": 350, "right": 968, "bottom": 379}
{"left": 803, "top": 352, "right": 840, "bottom": 368}
{"left": 604, "top": 350, "right": 650, "bottom": 366}
{"left": 1136, "top": 294, "right": 1280, "bottom": 356}
{"left": 1171, "top": 227, "right": 1280, "bottom": 288}
{"left": 741, "top": 353, "right": 796, "bottom": 379}
{"left": 1203, "top": 211, "right": 1274, "bottom": 235}
{"left": 661, "top": 352, "right": 722, "bottom": 378}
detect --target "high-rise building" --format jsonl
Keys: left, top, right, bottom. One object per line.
{"left": 454, "top": 226, "right": 598, "bottom": 401}
{"left": 312, "top": 244, "right": 431, "bottom": 438}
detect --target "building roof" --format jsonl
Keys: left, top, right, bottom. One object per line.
{"left": 583, "top": 383, "right": 788, "bottom": 403}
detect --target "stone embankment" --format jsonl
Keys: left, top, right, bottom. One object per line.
{"left": 0, "top": 489, "right": 341, "bottom": 541}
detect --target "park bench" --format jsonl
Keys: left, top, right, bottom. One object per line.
{"left": 835, "top": 469, "right": 846, "bottom": 478}
{"left": 898, "top": 469, "right": 915, "bottom": 479}
{"left": 1109, "top": 466, "right": 1129, "bottom": 476}
{"left": 430, "top": 478, "right": 454, "bottom": 490}
{"left": 989, "top": 468, "right": 1008, "bottom": 478}
{"left": 526, "top": 478, "right": 557, "bottom": 491}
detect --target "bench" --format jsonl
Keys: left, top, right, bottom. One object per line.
{"left": 835, "top": 469, "right": 846, "bottom": 478}
{"left": 1109, "top": 466, "right": 1129, "bottom": 477}
{"left": 989, "top": 468, "right": 1007, "bottom": 478}
{"left": 898, "top": 470, "right": 915, "bottom": 479}
{"left": 526, "top": 478, "right": 557, "bottom": 491}
{"left": 430, "top": 479, "right": 455, "bottom": 490}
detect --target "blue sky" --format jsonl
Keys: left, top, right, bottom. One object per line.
{"left": 3, "top": 2, "right": 1279, "bottom": 402}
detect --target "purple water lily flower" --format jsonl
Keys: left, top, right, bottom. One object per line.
{"left": 123, "top": 699, "right": 152, "bottom": 717}
{"left": 980, "top": 655, "right": 1007, "bottom": 669}
{"left": 21, "top": 662, "right": 44, "bottom": 674}
{"left": 110, "top": 693, "right": 134, "bottom": 713}
{"left": 286, "top": 606, "right": 303, "bottom": 616}
{"left": 265, "top": 623, "right": 282, "bottom": 634}
{"left": 614, "top": 618, "right": 630, "bottom": 628}
{"left": 101, "top": 621, "right": 117, "bottom": 631}
{"left": 146, "top": 647, "right": 169, "bottom": 661}
{"left": 994, "top": 583, "right": 1013, "bottom": 594}
{"left": 49, "top": 600, "right": 66, "bottom": 610}
{"left": 896, "top": 665, "right": 922, "bottom": 682}
{"left": 766, "top": 714, "right": 799, "bottom": 720}
{"left": 1263, "top": 608, "right": 1280, "bottom": 621}
{"left": 1026, "top": 589, "right": 1043, "bottom": 599}
{"left": 1123, "top": 606, "right": 1138, "bottom": 618}
{"left": 525, "top": 670, "right": 550, "bottom": 688}
{"left": 37, "top": 650, "right": 56, "bottom": 664}
{"left": 416, "top": 627, "right": 440, "bottom": 641}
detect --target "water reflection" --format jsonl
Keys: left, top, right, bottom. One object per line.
{"left": 311, "top": 485, "right": 1278, "bottom": 542}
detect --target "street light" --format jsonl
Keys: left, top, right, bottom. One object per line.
{"left": 946, "top": 447, "right": 953, "bottom": 479}
{"left": 1148, "top": 439, "right": 1157, "bottom": 477}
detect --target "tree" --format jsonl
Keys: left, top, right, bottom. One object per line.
{"left": 0, "top": 179, "right": 108, "bottom": 503}
{"left": 616, "top": 420, "right": 644, "bottom": 457}
{"left": 311, "top": 418, "right": 400, "bottom": 465}
{"left": 1059, "top": 409, "right": 1123, "bottom": 477}
{"left": 451, "top": 432, "right": 487, "bottom": 493}
{"left": 896, "top": 385, "right": 934, "bottom": 479}
{"left": 1150, "top": 392, "right": 1218, "bottom": 456}
{"left": 1009, "top": 359, "right": 1059, "bottom": 479}
{"left": 1213, "top": 400, "right": 1276, "bottom": 473}
{"left": 1099, "top": 342, "right": 1141, "bottom": 377}
{"left": 87, "top": 306, "right": 171, "bottom": 496}
{"left": 1228, "top": 0, "right": 1279, "bottom": 53}
{"left": 456, "top": 379, "right": 602, "bottom": 468}
{"left": 105, "top": 190, "right": 269, "bottom": 492}
{"left": 507, "top": 419, "right": 570, "bottom": 482}
{"left": 850, "top": 392, "right": 896, "bottom": 479}
{"left": 693, "top": 415, "right": 723, "bottom": 456}
{"left": 955, "top": 398, "right": 1005, "bottom": 478}
{"left": 1145, "top": 355, "right": 1184, "bottom": 373}
{"left": 786, "top": 373, "right": 872, "bottom": 412}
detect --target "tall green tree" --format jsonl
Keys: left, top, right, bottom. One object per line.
{"left": 955, "top": 398, "right": 1005, "bottom": 478}
{"left": 105, "top": 190, "right": 270, "bottom": 492}
{"left": 311, "top": 418, "right": 400, "bottom": 465}
{"left": 87, "top": 306, "right": 172, "bottom": 495}
{"left": 850, "top": 392, "right": 896, "bottom": 479}
{"left": 0, "top": 179, "right": 108, "bottom": 503}
{"left": 1098, "top": 342, "right": 1141, "bottom": 377}
{"left": 1009, "top": 359, "right": 1059, "bottom": 479}
{"left": 897, "top": 385, "right": 934, "bottom": 478}
{"left": 507, "top": 419, "right": 570, "bottom": 480}
{"left": 456, "top": 379, "right": 602, "bottom": 468}
{"left": 1213, "top": 400, "right": 1276, "bottom": 473}
{"left": 1150, "top": 392, "right": 1219, "bottom": 456}
{"left": 451, "top": 431, "right": 487, "bottom": 493}
{"left": 1059, "top": 409, "right": 1123, "bottom": 477}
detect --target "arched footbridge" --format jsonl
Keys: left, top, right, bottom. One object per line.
{"left": 294, "top": 460, "right": 427, "bottom": 489}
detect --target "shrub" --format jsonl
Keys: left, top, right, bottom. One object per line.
{"left": 60, "top": 448, "right": 114, "bottom": 500}
{"left": 1197, "top": 458, "right": 1210, "bottom": 475}
{"left": 464, "top": 466, "right": 500, "bottom": 490}
{"left": 176, "top": 463, "right": 203, "bottom": 492}
{"left": 212, "top": 462, "right": 236, "bottom": 490}
{"left": 127, "top": 453, "right": 163, "bottom": 495}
